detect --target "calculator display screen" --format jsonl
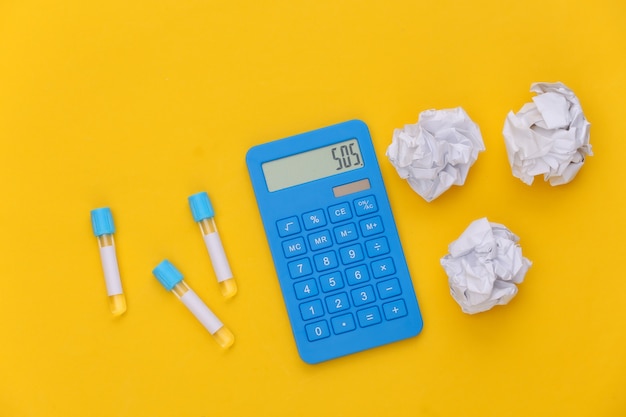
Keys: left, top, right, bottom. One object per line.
{"left": 262, "top": 139, "right": 365, "bottom": 192}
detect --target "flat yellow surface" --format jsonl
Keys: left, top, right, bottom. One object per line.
{"left": 1, "top": 1, "right": 625, "bottom": 416}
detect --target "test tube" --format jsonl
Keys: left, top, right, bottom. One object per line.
{"left": 152, "top": 259, "right": 234, "bottom": 348}
{"left": 188, "top": 192, "right": 237, "bottom": 298}
{"left": 91, "top": 207, "right": 127, "bottom": 316}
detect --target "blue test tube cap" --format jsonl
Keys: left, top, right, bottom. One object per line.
{"left": 91, "top": 207, "right": 115, "bottom": 236}
{"left": 188, "top": 191, "right": 215, "bottom": 222}
{"left": 152, "top": 259, "right": 184, "bottom": 291}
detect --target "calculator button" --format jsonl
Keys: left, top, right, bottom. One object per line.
{"left": 313, "top": 251, "right": 338, "bottom": 271}
{"left": 294, "top": 279, "right": 319, "bottom": 300}
{"left": 288, "top": 258, "right": 313, "bottom": 279}
{"left": 357, "top": 306, "right": 382, "bottom": 327}
{"left": 307, "top": 230, "right": 333, "bottom": 251}
{"left": 376, "top": 278, "right": 402, "bottom": 299}
{"left": 333, "top": 223, "right": 358, "bottom": 244}
{"left": 302, "top": 209, "right": 327, "bottom": 230}
{"left": 339, "top": 244, "right": 364, "bottom": 265}
{"left": 282, "top": 237, "right": 307, "bottom": 258}
{"left": 319, "top": 271, "right": 345, "bottom": 292}
{"left": 365, "top": 237, "right": 390, "bottom": 257}
{"left": 276, "top": 216, "right": 301, "bottom": 237}
{"left": 359, "top": 216, "right": 384, "bottom": 237}
{"left": 331, "top": 313, "right": 356, "bottom": 334}
{"left": 328, "top": 203, "right": 352, "bottom": 223}
{"left": 299, "top": 299, "right": 325, "bottom": 321}
{"left": 353, "top": 195, "right": 378, "bottom": 216}
{"left": 371, "top": 257, "right": 395, "bottom": 278}
{"left": 325, "top": 292, "right": 350, "bottom": 314}
{"left": 305, "top": 320, "right": 330, "bottom": 342}
{"left": 383, "top": 299, "right": 408, "bottom": 320}
{"left": 345, "top": 265, "right": 370, "bottom": 285}
{"left": 351, "top": 285, "right": 376, "bottom": 307}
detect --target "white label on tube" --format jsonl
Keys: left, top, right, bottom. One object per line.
{"left": 180, "top": 289, "right": 223, "bottom": 334}
{"left": 99, "top": 245, "right": 123, "bottom": 296}
{"left": 203, "top": 232, "right": 233, "bottom": 282}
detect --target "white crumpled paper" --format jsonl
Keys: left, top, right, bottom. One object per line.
{"left": 440, "top": 218, "right": 532, "bottom": 314}
{"left": 503, "top": 82, "right": 592, "bottom": 186}
{"left": 386, "top": 107, "right": 485, "bottom": 202}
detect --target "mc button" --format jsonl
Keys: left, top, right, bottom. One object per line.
{"left": 282, "top": 237, "right": 307, "bottom": 258}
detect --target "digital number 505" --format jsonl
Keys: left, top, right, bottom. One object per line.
{"left": 331, "top": 142, "right": 362, "bottom": 171}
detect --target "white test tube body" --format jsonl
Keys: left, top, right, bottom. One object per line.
{"left": 172, "top": 281, "right": 234, "bottom": 348}
{"left": 97, "top": 234, "right": 127, "bottom": 316}
{"left": 153, "top": 259, "right": 234, "bottom": 349}
{"left": 198, "top": 217, "right": 237, "bottom": 298}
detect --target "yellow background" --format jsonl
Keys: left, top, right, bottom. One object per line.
{"left": 1, "top": 1, "right": 625, "bottom": 416}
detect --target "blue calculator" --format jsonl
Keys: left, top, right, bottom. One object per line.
{"left": 246, "top": 120, "right": 423, "bottom": 364}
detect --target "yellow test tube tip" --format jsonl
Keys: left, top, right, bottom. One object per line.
{"left": 219, "top": 278, "right": 238, "bottom": 298}
{"left": 109, "top": 293, "right": 127, "bottom": 316}
{"left": 213, "top": 326, "right": 235, "bottom": 349}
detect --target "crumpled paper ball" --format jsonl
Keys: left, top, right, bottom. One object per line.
{"left": 440, "top": 217, "right": 532, "bottom": 314}
{"left": 386, "top": 107, "right": 485, "bottom": 202}
{"left": 503, "top": 82, "right": 592, "bottom": 186}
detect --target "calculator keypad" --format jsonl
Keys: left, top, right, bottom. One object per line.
{"left": 281, "top": 195, "right": 410, "bottom": 342}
